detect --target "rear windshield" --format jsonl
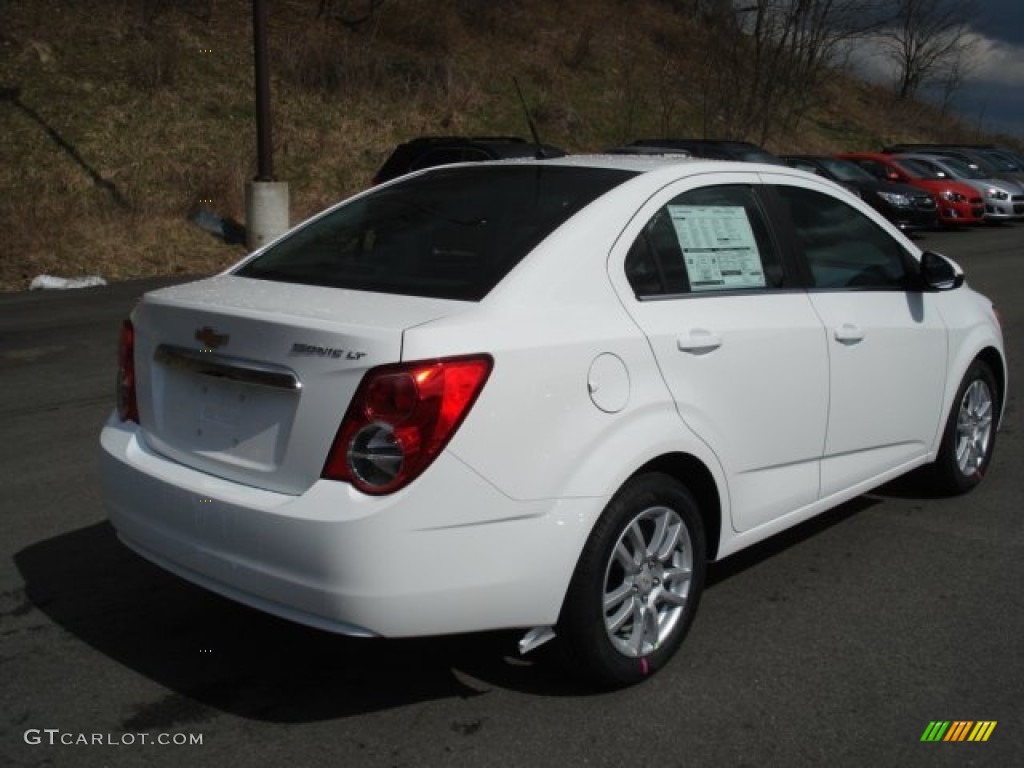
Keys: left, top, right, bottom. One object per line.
{"left": 236, "top": 165, "right": 635, "bottom": 301}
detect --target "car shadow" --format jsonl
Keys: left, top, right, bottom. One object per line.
{"left": 866, "top": 470, "right": 953, "bottom": 500}
{"left": 706, "top": 494, "right": 878, "bottom": 587}
{"left": 15, "top": 495, "right": 880, "bottom": 720}
{"left": 13, "top": 521, "right": 591, "bottom": 727}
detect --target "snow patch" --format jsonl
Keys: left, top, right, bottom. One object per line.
{"left": 29, "top": 275, "right": 107, "bottom": 291}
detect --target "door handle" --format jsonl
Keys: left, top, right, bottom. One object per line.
{"left": 677, "top": 329, "right": 723, "bottom": 353}
{"left": 833, "top": 323, "right": 865, "bottom": 344}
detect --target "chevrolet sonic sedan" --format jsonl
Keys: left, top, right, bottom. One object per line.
{"left": 101, "top": 156, "right": 1006, "bottom": 687}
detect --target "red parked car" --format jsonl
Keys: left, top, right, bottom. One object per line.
{"left": 838, "top": 153, "right": 984, "bottom": 227}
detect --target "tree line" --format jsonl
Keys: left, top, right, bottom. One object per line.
{"left": 312, "top": 0, "right": 981, "bottom": 142}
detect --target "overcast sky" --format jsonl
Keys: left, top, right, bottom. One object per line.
{"left": 954, "top": 0, "right": 1024, "bottom": 137}
{"left": 848, "top": 0, "right": 1024, "bottom": 139}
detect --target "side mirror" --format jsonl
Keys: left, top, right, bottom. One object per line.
{"left": 920, "top": 250, "right": 964, "bottom": 291}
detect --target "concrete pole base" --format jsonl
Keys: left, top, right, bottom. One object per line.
{"left": 245, "top": 180, "right": 290, "bottom": 251}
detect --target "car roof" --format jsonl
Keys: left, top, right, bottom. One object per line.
{"left": 839, "top": 152, "right": 893, "bottom": 159}
{"left": 609, "top": 138, "right": 784, "bottom": 163}
{"left": 881, "top": 142, "right": 1012, "bottom": 153}
{"left": 783, "top": 154, "right": 854, "bottom": 162}
{"left": 448, "top": 153, "right": 792, "bottom": 175}
{"left": 367, "top": 154, "right": 815, "bottom": 196}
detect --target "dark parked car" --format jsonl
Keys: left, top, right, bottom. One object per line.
{"left": 609, "top": 138, "right": 786, "bottom": 165}
{"left": 372, "top": 136, "right": 565, "bottom": 184}
{"left": 783, "top": 155, "right": 938, "bottom": 232}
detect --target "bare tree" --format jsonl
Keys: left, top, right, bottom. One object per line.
{"left": 878, "top": 0, "right": 979, "bottom": 100}
{"left": 696, "top": 0, "right": 890, "bottom": 142}
{"left": 936, "top": 45, "right": 975, "bottom": 116}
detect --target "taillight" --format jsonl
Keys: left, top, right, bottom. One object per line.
{"left": 322, "top": 355, "right": 493, "bottom": 495}
{"left": 116, "top": 319, "right": 139, "bottom": 423}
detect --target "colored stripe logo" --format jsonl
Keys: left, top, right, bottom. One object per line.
{"left": 921, "top": 721, "right": 997, "bottom": 742}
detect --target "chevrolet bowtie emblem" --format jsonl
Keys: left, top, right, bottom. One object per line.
{"left": 195, "top": 326, "right": 229, "bottom": 349}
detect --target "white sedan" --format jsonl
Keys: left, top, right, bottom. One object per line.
{"left": 100, "top": 156, "right": 1006, "bottom": 687}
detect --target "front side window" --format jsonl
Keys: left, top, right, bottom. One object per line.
{"left": 775, "top": 185, "right": 913, "bottom": 290}
{"left": 238, "top": 166, "right": 635, "bottom": 301}
{"left": 625, "top": 185, "right": 783, "bottom": 298}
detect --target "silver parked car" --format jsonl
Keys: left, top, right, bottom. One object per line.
{"left": 897, "top": 153, "right": 1024, "bottom": 222}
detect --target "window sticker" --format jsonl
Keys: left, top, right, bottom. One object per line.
{"left": 667, "top": 205, "right": 766, "bottom": 291}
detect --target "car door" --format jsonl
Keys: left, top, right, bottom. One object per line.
{"left": 610, "top": 175, "right": 829, "bottom": 533}
{"left": 765, "top": 176, "right": 948, "bottom": 497}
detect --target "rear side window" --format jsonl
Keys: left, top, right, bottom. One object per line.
{"left": 848, "top": 159, "right": 889, "bottom": 179}
{"left": 625, "top": 185, "right": 783, "bottom": 298}
{"left": 238, "top": 166, "right": 634, "bottom": 301}
{"left": 775, "top": 185, "right": 912, "bottom": 290}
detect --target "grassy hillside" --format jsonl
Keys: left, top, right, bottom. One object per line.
{"left": 1, "top": 0, "right": 1018, "bottom": 292}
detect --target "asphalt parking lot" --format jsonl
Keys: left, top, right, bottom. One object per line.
{"left": 1, "top": 224, "right": 1021, "bottom": 768}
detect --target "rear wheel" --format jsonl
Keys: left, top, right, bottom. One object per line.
{"left": 932, "top": 359, "right": 998, "bottom": 494}
{"left": 558, "top": 473, "right": 706, "bottom": 687}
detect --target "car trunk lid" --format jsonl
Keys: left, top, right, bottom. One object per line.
{"left": 130, "top": 275, "right": 466, "bottom": 494}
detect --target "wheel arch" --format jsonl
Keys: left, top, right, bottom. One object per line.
{"left": 628, "top": 453, "right": 723, "bottom": 561}
{"left": 976, "top": 345, "right": 1007, "bottom": 427}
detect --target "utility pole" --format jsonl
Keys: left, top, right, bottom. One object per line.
{"left": 253, "top": 0, "right": 273, "bottom": 181}
{"left": 245, "top": 0, "right": 289, "bottom": 250}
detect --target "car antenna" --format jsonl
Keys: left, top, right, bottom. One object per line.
{"left": 513, "top": 77, "right": 546, "bottom": 160}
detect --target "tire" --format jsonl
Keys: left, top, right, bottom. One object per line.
{"left": 557, "top": 473, "right": 706, "bottom": 688}
{"left": 931, "top": 359, "right": 998, "bottom": 495}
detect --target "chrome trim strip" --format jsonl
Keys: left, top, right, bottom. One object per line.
{"left": 155, "top": 345, "right": 301, "bottom": 391}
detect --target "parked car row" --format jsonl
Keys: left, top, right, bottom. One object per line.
{"left": 881, "top": 143, "right": 1024, "bottom": 184}
{"left": 780, "top": 155, "right": 940, "bottom": 232}
{"left": 372, "top": 137, "right": 1024, "bottom": 234}
{"left": 836, "top": 150, "right": 1024, "bottom": 228}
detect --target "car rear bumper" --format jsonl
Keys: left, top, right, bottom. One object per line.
{"left": 100, "top": 414, "right": 600, "bottom": 637}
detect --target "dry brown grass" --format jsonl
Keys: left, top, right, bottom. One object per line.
{"left": 1, "top": 0, "right": 1020, "bottom": 292}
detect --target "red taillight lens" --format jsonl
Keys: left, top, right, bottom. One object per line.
{"left": 116, "top": 319, "right": 139, "bottom": 423}
{"left": 322, "top": 355, "right": 493, "bottom": 495}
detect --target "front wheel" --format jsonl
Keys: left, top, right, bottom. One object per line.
{"left": 557, "top": 473, "right": 706, "bottom": 687}
{"left": 932, "top": 359, "right": 998, "bottom": 494}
